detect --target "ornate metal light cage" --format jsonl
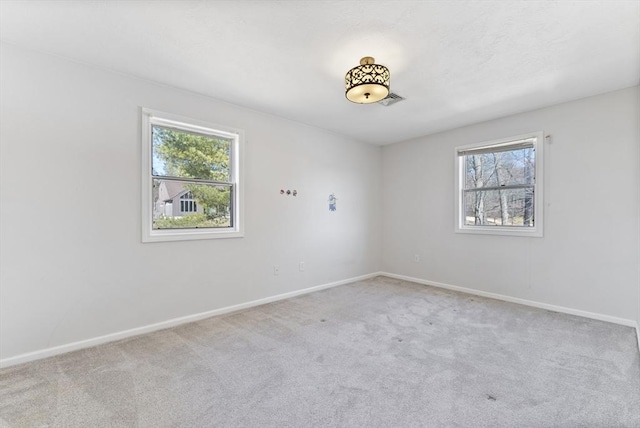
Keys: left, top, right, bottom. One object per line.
{"left": 345, "top": 56, "right": 390, "bottom": 104}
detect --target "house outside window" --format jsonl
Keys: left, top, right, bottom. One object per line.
{"left": 141, "top": 108, "right": 244, "bottom": 242}
{"left": 455, "top": 132, "right": 544, "bottom": 237}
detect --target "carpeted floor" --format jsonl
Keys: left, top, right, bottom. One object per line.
{"left": 1, "top": 276, "right": 639, "bottom": 427}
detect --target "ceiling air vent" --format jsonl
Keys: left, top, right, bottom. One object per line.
{"left": 378, "top": 92, "right": 405, "bottom": 106}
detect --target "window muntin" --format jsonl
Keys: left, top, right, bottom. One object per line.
{"left": 142, "top": 109, "right": 243, "bottom": 242}
{"left": 455, "top": 132, "right": 543, "bottom": 237}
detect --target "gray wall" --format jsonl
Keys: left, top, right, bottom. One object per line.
{"left": 382, "top": 87, "right": 640, "bottom": 324}
{"left": 2, "top": 41, "right": 638, "bottom": 365}
{"left": 0, "top": 43, "right": 382, "bottom": 361}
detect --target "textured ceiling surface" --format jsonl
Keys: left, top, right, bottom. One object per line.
{"left": 1, "top": 1, "right": 638, "bottom": 145}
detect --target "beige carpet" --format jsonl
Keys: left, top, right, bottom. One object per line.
{"left": 1, "top": 276, "right": 639, "bottom": 427}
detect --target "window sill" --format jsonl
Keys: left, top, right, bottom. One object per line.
{"left": 455, "top": 226, "right": 543, "bottom": 238}
{"left": 142, "top": 228, "right": 244, "bottom": 243}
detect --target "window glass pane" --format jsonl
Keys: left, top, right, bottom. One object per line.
{"left": 464, "top": 147, "right": 535, "bottom": 189}
{"left": 152, "top": 179, "right": 232, "bottom": 229}
{"left": 463, "top": 188, "right": 534, "bottom": 227}
{"left": 152, "top": 125, "right": 231, "bottom": 181}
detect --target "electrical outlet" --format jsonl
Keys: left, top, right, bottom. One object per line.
{"left": 414, "top": 254, "right": 420, "bottom": 263}
{"left": 299, "top": 261, "right": 305, "bottom": 272}
{"left": 273, "top": 265, "right": 279, "bottom": 276}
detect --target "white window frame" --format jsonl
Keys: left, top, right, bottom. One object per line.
{"left": 141, "top": 108, "right": 244, "bottom": 242}
{"left": 454, "top": 131, "right": 544, "bottom": 237}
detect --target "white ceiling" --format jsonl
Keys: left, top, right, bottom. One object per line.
{"left": 1, "top": 1, "right": 638, "bottom": 145}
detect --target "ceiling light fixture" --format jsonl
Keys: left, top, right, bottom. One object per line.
{"left": 345, "top": 56, "right": 390, "bottom": 104}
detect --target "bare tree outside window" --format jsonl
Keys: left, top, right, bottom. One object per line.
{"left": 456, "top": 133, "right": 543, "bottom": 237}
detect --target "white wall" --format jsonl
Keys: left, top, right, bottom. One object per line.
{"left": 382, "top": 87, "right": 640, "bottom": 324}
{"left": 2, "top": 41, "right": 638, "bottom": 365}
{"left": 0, "top": 43, "right": 382, "bottom": 361}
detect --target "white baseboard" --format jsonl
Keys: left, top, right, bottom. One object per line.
{"left": 0, "top": 272, "right": 379, "bottom": 368}
{"left": 382, "top": 272, "right": 640, "bottom": 354}
{"left": 3, "top": 271, "right": 638, "bottom": 368}
{"left": 381, "top": 272, "right": 640, "bottom": 355}
{"left": 380, "top": 272, "right": 638, "bottom": 327}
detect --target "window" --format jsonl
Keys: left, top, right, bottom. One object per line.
{"left": 455, "top": 132, "right": 543, "bottom": 237}
{"left": 180, "top": 192, "right": 197, "bottom": 213}
{"left": 141, "top": 108, "right": 244, "bottom": 242}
